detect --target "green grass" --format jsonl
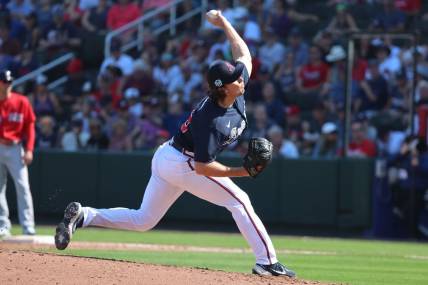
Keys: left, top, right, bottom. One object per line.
{"left": 10, "top": 225, "right": 428, "bottom": 285}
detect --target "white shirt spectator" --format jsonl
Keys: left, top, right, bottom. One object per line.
{"left": 259, "top": 41, "right": 286, "bottom": 72}
{"left": 153, "top": 64, "right": 183, "bottom": 94}
{"left": 379, "top": 56, "right": 401, "bottom": 80}
{"left": 100, "top": 54, "right": 134, "bottom": 76}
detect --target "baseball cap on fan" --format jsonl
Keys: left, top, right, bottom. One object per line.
{"left": 207, "top": 60, "right": 244, "bottom": 89}
{"left": 0, "top": 70, "right": 14, "bottom": 83}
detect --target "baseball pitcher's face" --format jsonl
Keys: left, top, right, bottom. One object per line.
{"left": 225, "top": 76, "right": 245, "bottom": 97}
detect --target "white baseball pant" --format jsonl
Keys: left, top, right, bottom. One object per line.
{"left": 0, "top": 144, "right": 35, "bottom": 232}
{"left": 82, "top": 141, "right": 278, "bottom": 265}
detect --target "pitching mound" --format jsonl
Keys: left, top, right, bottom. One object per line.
{"left": 0, "top": 249, "right": 329, "bottom": 285}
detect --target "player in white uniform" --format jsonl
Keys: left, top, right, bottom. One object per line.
{"left": 0, "top": 70, "right": 36, "bottom": 238}
{"left": 54, "top": 11, "right": 295, "bottom": 277}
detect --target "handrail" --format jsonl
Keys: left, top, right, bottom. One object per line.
{"left": 13, "top": 52, "right": 75, "bottom": 87}
{"left": 14, "top": 0, "right": 207, "bottom": 90}
{"left": 104, "top": 0, "right": 208, "bottom": 58}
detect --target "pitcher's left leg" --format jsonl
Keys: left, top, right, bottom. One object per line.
{"left": 181, "top": 172, "right": 277, "bottom": 265}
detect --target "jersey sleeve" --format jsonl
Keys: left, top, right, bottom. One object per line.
{"left": 190, "top": 113, "right": 218, "bottom": 163}
{"left": 242, "top": 63, "right": 250, "bottom": 86}
{"left": 23, "top": 97, "right": 36, "bottom": 151}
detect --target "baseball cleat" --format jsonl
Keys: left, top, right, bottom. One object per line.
{"left": 252, "top": 262, "right": 296, "bottom": 277}
{"left": 0, "top": 227, "right": 11, "bottom": 239}
{"left": 55, "top": 202, "right": 83, "bottom": 250}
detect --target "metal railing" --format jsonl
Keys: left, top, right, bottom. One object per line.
{"left": 12, "top": 52, "right": 75, "bottom": 89}
{"left": 104, "top": 0, "right": 208, "bottom": 58}
{"left": 13, "top": 0, "right": 208, "bottom": 90}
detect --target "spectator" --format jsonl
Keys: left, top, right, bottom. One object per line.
{"left": 395, "top": 0, "right": 422, "bottom": 29}
{"left": 261, "top": 80, "right": 285, "bottom": 126}
{"left": 152, "top": 52, "right": 183, "bottom": 95}
{"left": 258, "top": 28, "right": 286, "bottom": 73}
{"left": 245, "top": 103, "right": 272, "bottom": 139}
{"left": 285, "top": 105, "right": 304, "bottom": 146}
{"left": 180, "top": 63, "right": 203, "bottom": 104}
{"left": 296, "top": 45, "right": 330, "bottom": 109}
{"left": 313, "top": 30, "right": 334, "bottom": 60}
{"left": 163, "top": 95, "right": 188, "bottom": 137}
{"left": 29, "top": 74, "right": 62, "bottom": 118}
{"left": 376, "top": 44, "right": 401, "bottom": 80}
{"left": 63, "top": 0, "right": 84, "bottom": 25}
{"left": 370, "top": 0, "right": 405, "bottom": 32}
{"left": 34, "top": 0, "right": 54, "bottom": 30}
{"left": 100, "top": 39, "right": 134, "bottom": 76}
{"left": 326, "top": 3, "right": 359, "bottom": 39}
{"left": 239, "top": 7, "right": 262, "bottom": 45}
{"left": 0, "top": 23, "right": 21, "bottom": 56}
{"left": 266, "top": 0, "right": 318, "bottom": 39}
{"left": 348, "top": 120, "right": 377, "bottom": 157}
{"left": 275, "top": 51, "right": 297, "bottom": 98}
{"left": 285, "top": 27, "right": 309, "bottom": 68}
{"left": 312, "top": 122, "right": 341, "bottom": 158}
{"left": 61, "top": 118, "right": 90, "bottom": 151}
{"left": 106, "top": 0, "right": 140, "bottom": 31}
{"left": 15, "top": 48, "right": 38, "bottom": 77}
{"left": 123, "top": 61, "right": 155, "bottom": 98}
{"left": 22, "top": 12, "right": 41, "bottom": 50}
{"left": 86, "top": 118, "right": 109, "bottom": 150}
{"left": 355, "top": 59, "right": 389, "bottom": 114}
{"left": 326, "top": 45, "right": 347, "bottom": 105}
{"left": 82, "top": 0, "right": 109, "bottom": 34}
{"left": 123, "top": 87, "right": 143, "bottom": 118}
{"left": 36, "top": 115, "right": 57, "bottom": 149}
{"left": 39, "top": 6, "right": 81, "bottom": 60}
{"left": 7, "top": 0, "right": 34, "bottom": 20}
{"left": 267, "top": 124, "right": 299, "bottom": 159}
{"left": 108, "top": 118, "right": 131, "bottom": 152}
{"left": 131, "top": 99, "right": 166, "bottom": 150}
{"left": 388, "top": 70, "right": 411, "bottom": 119}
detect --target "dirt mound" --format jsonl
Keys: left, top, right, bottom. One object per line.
{"left": 0, "top": 249, "right": 327, "bottom": 285}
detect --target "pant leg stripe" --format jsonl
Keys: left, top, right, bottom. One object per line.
{"left": 204, "top": 176, "right": 272, "bottom": 265}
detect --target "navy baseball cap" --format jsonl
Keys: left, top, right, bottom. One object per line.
{"left": 0, "top": 70, "right": 14, "bottom": 83}
{"left": 207, "top": 60, "right": 244, "bottom": 89}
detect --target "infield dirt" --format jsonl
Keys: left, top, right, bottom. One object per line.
{"left": 0, "top": 248, "right": 330, "bottom": 285}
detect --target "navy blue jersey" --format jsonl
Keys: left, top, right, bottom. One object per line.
{"left": 173, "top": 65, "right": 249, "bottom": 163}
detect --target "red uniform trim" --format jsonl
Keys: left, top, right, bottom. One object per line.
{"left": 185, "top": 157, "right": 272, "bottom": 264}
{"left": 205, "top": 176, "right": 272, "bottom": 264}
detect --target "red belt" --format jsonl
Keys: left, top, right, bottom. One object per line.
{"left": 0, "top": 138, "right": 18, "bottom": 146}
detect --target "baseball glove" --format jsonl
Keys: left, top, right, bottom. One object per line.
{"left": 243, "top": 137, "right": 273, "bottom": 178}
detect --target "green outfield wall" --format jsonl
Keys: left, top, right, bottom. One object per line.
{"left": 6, "top": 151, "right": 373, "bottom": 229}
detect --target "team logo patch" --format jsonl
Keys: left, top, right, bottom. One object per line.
{"left": 214, "top": 79, "right": 222, "bottom": 87}
{"left": 8, "top": 112, "right": 23, "bottom": 122}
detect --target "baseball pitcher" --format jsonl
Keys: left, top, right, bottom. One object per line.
{"left": 0, "top": 70, "right": 36, "bottom": 237}
{"left": 55, "top": 10, "right": 295, "bottom": 277}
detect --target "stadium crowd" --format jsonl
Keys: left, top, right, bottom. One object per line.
{"left": 0, "top": 0, "right": 427, "bottom": 162}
